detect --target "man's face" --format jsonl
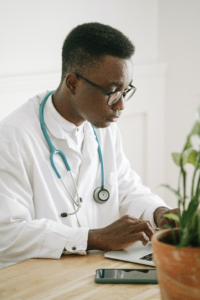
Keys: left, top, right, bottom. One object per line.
{"left": 69, "top": 55, "right": 133, "bottom": 128}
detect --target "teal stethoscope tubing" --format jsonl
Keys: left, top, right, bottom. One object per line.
{"left": 39, "top": 90, "right": 105, "bottom": 187}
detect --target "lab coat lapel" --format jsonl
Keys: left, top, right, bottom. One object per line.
{"left": 78, "top": 123, "right": 98, "bottom": 187}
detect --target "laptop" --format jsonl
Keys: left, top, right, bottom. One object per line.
{"left": 104, "top": 241, "right": 155, "bottom": 267}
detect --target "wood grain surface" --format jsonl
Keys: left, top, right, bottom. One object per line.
{"left": 0, "top": 251, "right": 161, "bottom": 300}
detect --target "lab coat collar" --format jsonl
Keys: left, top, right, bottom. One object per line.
{"left": 37, "top": 92, "right": 81, "bottom": 142}
{"left": 37, "top": 91, "right": 98, "bottom": 154}
{"left": 46, "top": 95, "right": 85, "bottom": 134}
{"left": 38, "top": 92, "right": 65, "bottom": 140}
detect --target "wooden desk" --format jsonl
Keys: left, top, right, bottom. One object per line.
{"left": 0, "top": 252, "right": 161, "bottom": 300}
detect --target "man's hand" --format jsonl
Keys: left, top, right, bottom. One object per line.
{"left": 154, "top": 207, "right": 179, "bottom": 229}
{"left": 87, "top": 215, "right": 155, "bottom": 251}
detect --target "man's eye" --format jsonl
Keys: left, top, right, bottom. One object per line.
{"left": 123, "top": 88, "right": 129, "bottom": 94}
{"left": 112, "top": 85, "right": 130, "bottom": 95}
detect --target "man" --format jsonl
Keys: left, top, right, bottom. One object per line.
{"left": 0, "top": 23, "right": 177, "bottom": 268}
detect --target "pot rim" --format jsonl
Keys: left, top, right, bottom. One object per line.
{"left": 152, "top": 228, "right": 200, "bottom": 251}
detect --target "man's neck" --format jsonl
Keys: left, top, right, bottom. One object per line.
{"left": 52, "top": 87, "right": 85, "bottom": 127}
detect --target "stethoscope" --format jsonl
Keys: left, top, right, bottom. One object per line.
{"left": 39, "top": 91, "right": 110, "bottom": 217}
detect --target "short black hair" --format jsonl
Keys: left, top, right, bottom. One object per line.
{"left": 61, "top": 22, "right": 135, "bottom": 77}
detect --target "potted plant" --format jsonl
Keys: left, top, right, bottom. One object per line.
{"left": 152, "top": 107, "right": 200, "bottom": 300}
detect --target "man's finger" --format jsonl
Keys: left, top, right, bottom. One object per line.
{"left": 121, "top": 214, "right": 143, "bottom": 223}
{"left": 132, "top": 232, "right": 149, "bottom": 246}
{"left": 131, "top": 221, "right": 155, "bottom": 239}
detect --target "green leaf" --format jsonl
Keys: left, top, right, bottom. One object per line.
{"left": 172, "top": 148, "right": 196, "bottom": 167}
{"left": 176, "top": 226, "right": 190, "bottom": 249}
{"left": 160, "top": 184, "right": 182, "bottom": 199}
{"left": 172, "top": 153, "right": 181, "bottom": 166}
{"left": 183, "top": 148, "right": 194, "bottom": 164}
{"left": 164, "top": 213, "right": 180, "bottom": 222}
{"left": 183, "top": 135, "right": 193, "bottom": 150}
{"left": 180, "top": 195, "right": 199, "bottom": 228}
{"left": 190, "top": 122, "right": 200, "bottom": 136}
{"left": 187, "top": 150, "right": 198, "bottom": 166}
{"left": 189, "top": 210, "right": 199, "bottom": 236}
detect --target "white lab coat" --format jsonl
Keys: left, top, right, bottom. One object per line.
{"left": 0, "top": 91, "right": 168, "bottom": 268}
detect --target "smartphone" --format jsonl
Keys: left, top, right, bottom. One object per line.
{"left": 95, "top": 268, "right": 158, "bottom": 284}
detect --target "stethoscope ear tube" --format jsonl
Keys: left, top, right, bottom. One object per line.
{"left": 91, "top": 125, "right": 105, "bottom": 187}
{"left": 91, "top": 125, "right": 110, "bottom": 204}
{"left": 39, "top": 91, "right": 71, "bottom": 179}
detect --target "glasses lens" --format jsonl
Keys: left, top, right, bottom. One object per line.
{"left": 108, "top": 87, "right": 136, "bottom": 105}
{"left": 124, "top": 87, "right": 136, "bottom": 102}
{"left": 108, "top": 91, "right": 122, "bottom": 105}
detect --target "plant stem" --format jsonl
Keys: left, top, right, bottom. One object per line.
{"left": 195, "top": 171, "right": 200, "bottom": 196}
{"left": 192, "top": 152, "right": 200, "bottom": 198}
{"left": 178, "top": 199, "right": 182, "bottom": 242}
{"left": 191, "top": 167, "right": 198, "bottom": 198}
{"left": 178, "top": 171, "right": 181, "bottom": 194}
{"left": 180, "top": 156, "right": 187, "bottom": 211}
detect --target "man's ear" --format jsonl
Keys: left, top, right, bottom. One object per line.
{"left": 64, "top": 73, "right": 79, "bottom": 95}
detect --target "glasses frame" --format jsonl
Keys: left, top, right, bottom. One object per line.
{"left": 71, "top": 74, "right": 136, "bottom": 105}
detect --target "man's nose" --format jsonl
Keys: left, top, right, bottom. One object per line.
{"left": 112, "top": 96, "right": 125, "bottom": 111}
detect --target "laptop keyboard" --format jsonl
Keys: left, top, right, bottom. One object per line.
{"left": 139, "top": 253, "right": 153, "bottom": 261}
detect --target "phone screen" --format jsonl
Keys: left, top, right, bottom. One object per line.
{"left": 96, "top": 269, "right": 157, "bottom": 280}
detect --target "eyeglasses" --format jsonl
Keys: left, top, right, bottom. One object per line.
{"left": 74, "top": 74, "right": 136, "bottom": 105}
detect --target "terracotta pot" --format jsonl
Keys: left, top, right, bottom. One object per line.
{"left": 152, "top": 229, "right": 200, "bottom": 300}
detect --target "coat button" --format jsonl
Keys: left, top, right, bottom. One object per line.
{"left": 72, "top": 247, "right": 76, "bottom": 251}
{"left": 61, "top": 213, "right": 68, "bottom": 217}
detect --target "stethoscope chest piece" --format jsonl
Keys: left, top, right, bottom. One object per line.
{"left": 93, "top": 187, "right": 110, "bottom": 204}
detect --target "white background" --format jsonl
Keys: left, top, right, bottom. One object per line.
{"left": 0, "top": 0, "right": 200, "bottom": 207}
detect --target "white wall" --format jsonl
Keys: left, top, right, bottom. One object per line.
{"left": 7, "top": 0, "right": 200, "bottom": 208}
{"left": 1, "top": 0, "right": 200, "bottom": 209}
{"left": 0, "top": 0, "right": 163, "bottom": 194}
{"left": 0, "top": 0, "right": 158, "bottom": 77}
{"left": 158, "top": 0, "right": 200, "bottom": 206}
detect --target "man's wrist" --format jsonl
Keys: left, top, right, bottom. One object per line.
{"left": 87, "top": 228, "right": 103, "bottom": 251}
{"left": 153, "top": 206, "right": 169, "bottom": 227}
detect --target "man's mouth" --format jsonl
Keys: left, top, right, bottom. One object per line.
{"left": 106, "top": 116, "right": 119, "bottom": 122}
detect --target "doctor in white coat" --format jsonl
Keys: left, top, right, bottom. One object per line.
{"left": 0, "top": 23, "right": 177, "bottom": 268}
